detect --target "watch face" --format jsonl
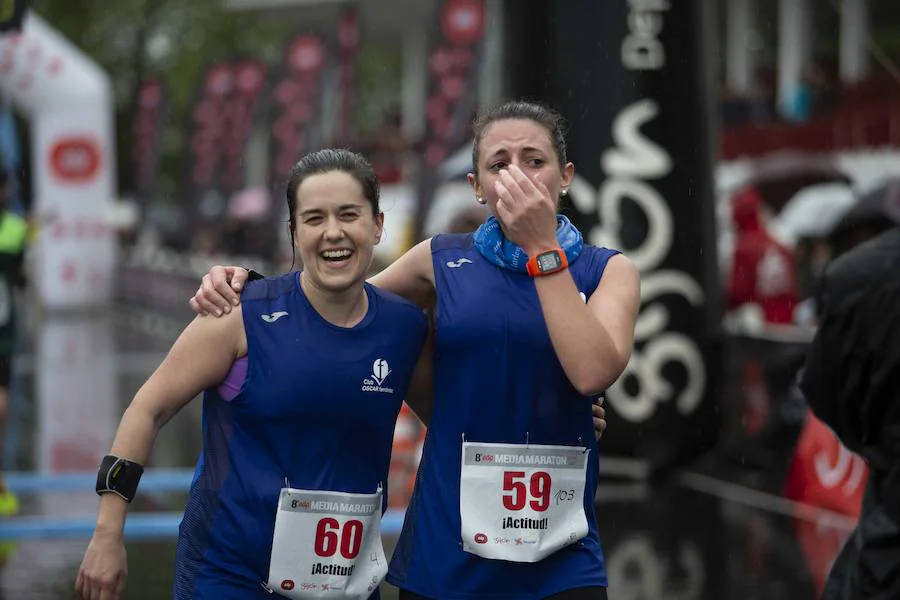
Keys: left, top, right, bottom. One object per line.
{"left": 537, "top": 251, "right": 562, "bottom": 272}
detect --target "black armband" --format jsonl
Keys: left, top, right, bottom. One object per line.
{"left": 96, "top": 455, "right": 144, "bottom": 503}
{"left": 247, "top": 269, "right": 266, "bottom": 282}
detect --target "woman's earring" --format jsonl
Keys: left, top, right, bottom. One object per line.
{"left": 561, "top": 189, "right": 569, "bottom": 197}
{"left": 476, "top": 196, "right": 486, "bottom": 205}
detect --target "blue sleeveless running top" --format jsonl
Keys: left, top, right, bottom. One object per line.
{"left": 387, "top": 234, "right": 619, "bottom": 599}
{"left": 173, "top": 273, "right": 427, "bottom": 599}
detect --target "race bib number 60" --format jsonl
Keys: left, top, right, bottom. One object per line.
{"left": 267, "top": 488, "right": 387, "bottom": 599}
{"left": 460, "top": 442, "right": 590, "bottom": 563}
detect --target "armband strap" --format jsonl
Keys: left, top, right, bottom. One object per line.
{"left": 95, "top": 455, "right": 144, "bottom": 503}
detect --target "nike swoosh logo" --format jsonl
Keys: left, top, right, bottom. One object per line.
{"left": 579, "top": 292, "right": 587, "bottom": 303}
{"left": 261, "top": 311, "right": 289, "bottom": 323}
{"left": 446, "top": 258, "right": 473, "bottom": 268}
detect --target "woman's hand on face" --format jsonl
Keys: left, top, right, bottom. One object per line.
{"left": 493, "top": 165, "right": 558, "bottom": 255}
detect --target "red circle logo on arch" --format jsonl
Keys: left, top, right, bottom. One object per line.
{"left": 49, "top": 137, "right": 102, "bottom": 183}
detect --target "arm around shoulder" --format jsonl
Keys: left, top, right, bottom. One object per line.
{"left": 403, "top": 310, "right": 435, "bottom": 427}
{"left": 191, "top": 265, "right": 254, "bottom": 316}
{"left": 368, "top": 238, "right": 435, "bottom": 309}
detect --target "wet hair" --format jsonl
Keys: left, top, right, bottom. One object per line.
{"left": 286, "top": 148, "right": 381, "bottom": 237}
{"left": 471, "top": 100, "right": 568, "bottom": 174}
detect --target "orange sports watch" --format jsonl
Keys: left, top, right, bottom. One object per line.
{"left": 526, "top": 248, "right": 568, "bottom": 277}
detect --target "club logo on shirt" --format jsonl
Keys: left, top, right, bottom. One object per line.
{"left": 362, "top": 358, "right": 393, "bottom": 393}
{"left": 446, "top": 257, "right": 473, "bottom": 268}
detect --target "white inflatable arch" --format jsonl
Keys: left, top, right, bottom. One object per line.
{"left": 0, "top": 12, "right": 116, "bottom": 310}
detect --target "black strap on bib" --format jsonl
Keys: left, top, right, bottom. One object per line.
{"left": 95, "top": 455, "right": 144, "bottom": 503}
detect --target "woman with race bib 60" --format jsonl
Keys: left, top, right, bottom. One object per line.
{"left": 191, "top": 101, "right": 641, "bottom": 599}
{"left": 75, "top": 149, "right": 428, "bottom": 600}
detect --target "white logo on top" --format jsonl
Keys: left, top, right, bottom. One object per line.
{"left": 261, "top": 311, "right": 289, "bottom": 323}
{"left": 362, "top": 358, "right": 393, "bottom": 394}
{"left": 579, "top": 292, "right": 587, "bottom": 303}
{"left": 446, "top": 258, "right": 473, "bottom": 268}
{"left": 372, "top": 359, "right": 390, "bottom": 385}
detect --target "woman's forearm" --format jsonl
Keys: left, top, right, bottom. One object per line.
{"left": 95, "top": 401, "right": 164, "bottom": 537}
{"left": 533, "top": 271, "right": 629, "bottom": 396}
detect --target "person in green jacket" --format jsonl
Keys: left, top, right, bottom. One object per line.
{"left": 0, "top": 168, "right": 28, "bottom": 517}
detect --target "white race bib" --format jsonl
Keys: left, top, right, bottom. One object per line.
{"left": 266, "top": 488, "right": 387, "bottom": 599}
{"left": 460, "top": 442, "right": 589, "bottom": 563}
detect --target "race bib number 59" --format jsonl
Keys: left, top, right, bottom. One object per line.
{"left": 460, "top": 442, "right": 590, "bottom": 563}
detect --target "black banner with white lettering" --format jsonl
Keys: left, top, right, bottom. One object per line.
{"left": 504, "top": 0, "right": 723, "bottom": 472}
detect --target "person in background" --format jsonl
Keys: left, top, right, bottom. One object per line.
{"left": 727, "top": 186, "right": 799, "bottom": 325}
{"left": 800, "top": 222, "right": 900, "bottom": 599}
{"left": 0, "top": 167, "right": 28, "bottom": 517}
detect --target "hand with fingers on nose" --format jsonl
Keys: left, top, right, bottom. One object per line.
{"left": 493, "top": 165, "right": 558, "bottom": 255}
